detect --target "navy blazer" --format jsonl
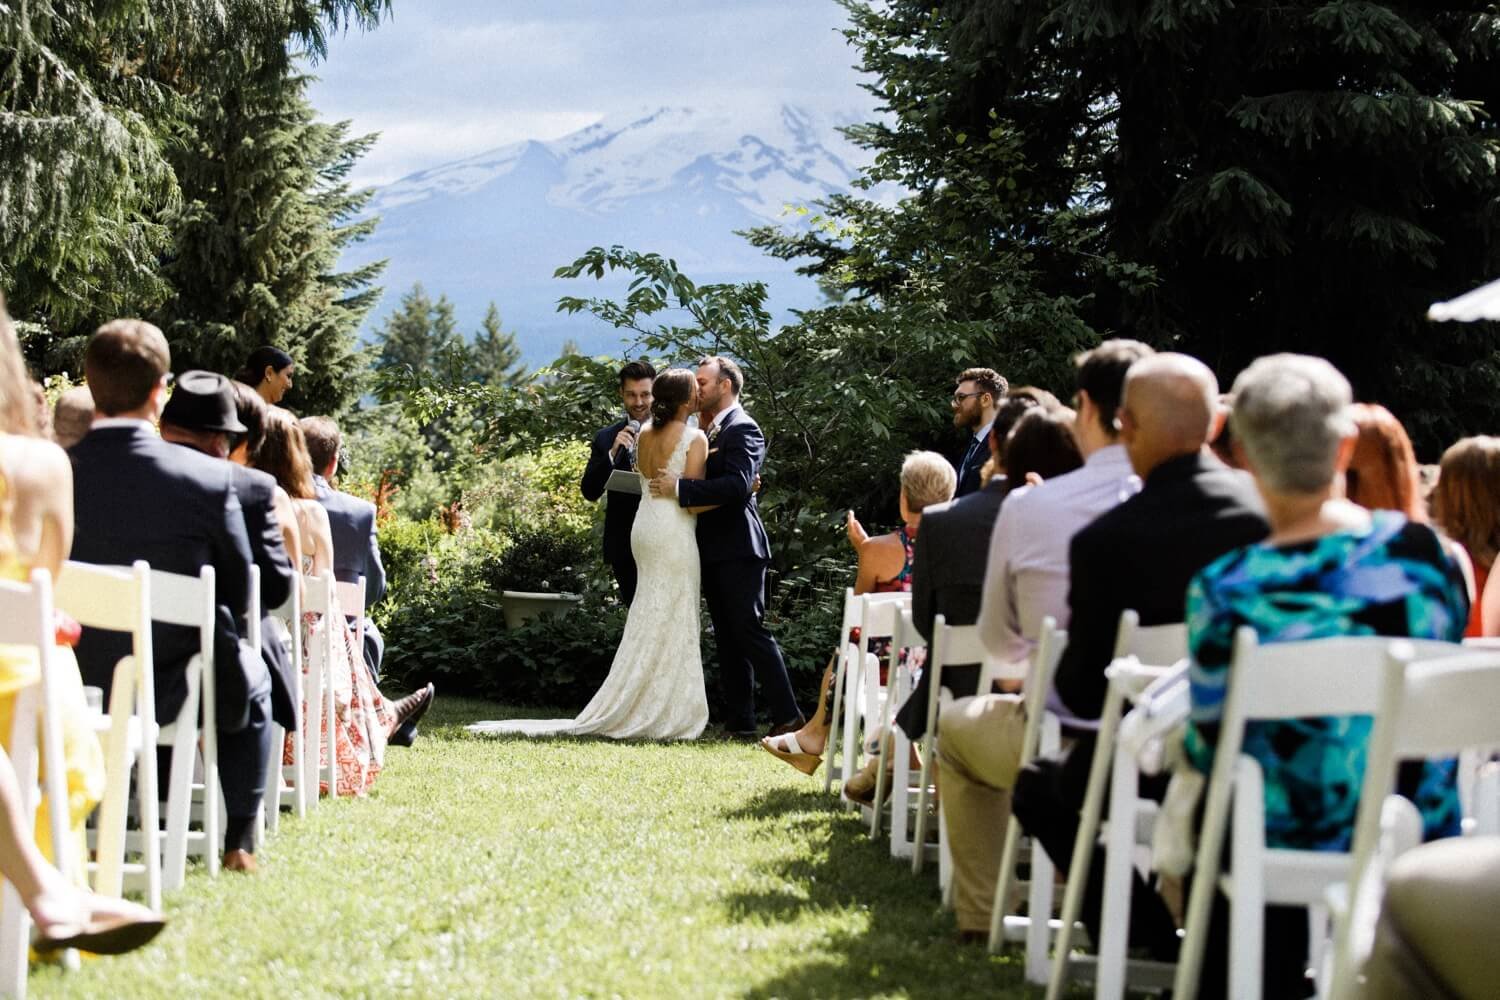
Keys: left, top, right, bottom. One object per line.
{"left": 954, "top": 427, "right": 992, "bottom": 498}
{"left": 581, "top": 418, "right": 641, "bottom": 567}
{"left": 314, "top": 477, "right": 385, "bottom": 606}
{"left": 231, "top": 463, "right": 298, "bottom": 729}
{"left": 676, "top": 406, "right": 772, "bottom": 565}
{"left": 70, "top": 425, "right": 256, "bottom": 727}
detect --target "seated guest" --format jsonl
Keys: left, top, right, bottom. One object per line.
{"left": 0, "top": 301, "right": 106, "bottom": 877}
{"left": 760, "top": 451, "right": 956, "bottom": 779}
{"left": 1427, "top": 436, "right": 1500, "bottom": 636}
{"left": 951, "top": 367, "right": 1007, "bottom": 496}
{"left": 254, "top": 410, "right": 431, "bottom": 794}
{"left": 298, "top": 417, "right": 387, "bottom": 683}
{"left": 976, "top": 339, "right": 1155, "bottom": 671}
{"left": 1360, "top": 836, "right": 1500, "bottom": 999}
{"left": 69, "top": 320, "right": 271, "bottom": 873}
{"left": 234, "top": 346, "right": 295, "bottom": 407}
{"left": 1182, "top": 354, "right": 1466, "bottom": 997}
{"left": 893, "top": 400, "right": 1082, "bottom": 744}
{"left": 159, "top": 374, "right": 300, "bottom": 751}
{"left": 1346, "top": 403, "right": 1476, "bottom": 605}
{"left": 51, "top": 385, "right": 94, "bottom": 449}
{"left": 1000, "top": 354, "right": 1268, "bottom": 953}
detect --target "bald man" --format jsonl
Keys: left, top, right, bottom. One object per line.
{"left": 1006, "top": 352, "right": 1270, "bottom": 958}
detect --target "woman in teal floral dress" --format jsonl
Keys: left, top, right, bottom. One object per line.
{"left": 1182, "top": 354, "right": 1467, "bottom": 998}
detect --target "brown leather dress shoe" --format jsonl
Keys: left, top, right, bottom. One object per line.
{"left": 389, "top": 683, "right": 435, "bottom": 736}
{"left": 223, "top": 849, "right": 258, "bottom": 874}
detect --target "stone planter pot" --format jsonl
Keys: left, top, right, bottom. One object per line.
{"left": 500, "top": 590, "right": 583, "bottom": 630}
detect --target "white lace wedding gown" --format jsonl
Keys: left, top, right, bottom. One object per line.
{"left": 468, "top": 428, "right": 709, "bottom": 740}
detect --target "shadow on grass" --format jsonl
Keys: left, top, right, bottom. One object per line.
{"left": 720, "top": 785, "right": 1040, "bottom": 1000}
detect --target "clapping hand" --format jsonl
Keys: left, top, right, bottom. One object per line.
{"left": 648, "top": 470, "right": 679, "bottom": 499}
{"left": 846, "top": 509, "right": 869, "bottom": 551}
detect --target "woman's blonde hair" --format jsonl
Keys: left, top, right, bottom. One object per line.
{"left": 254, "top": 407, "right": 316, "bottom": 499}
{"left": 900, "top": 450, "right": 957, "bottom": 513}
{"left": 0, "top": 294, "right": 37, "bottom": 436}
{"left": 1432, "top": 436, "right": 1500, "bottom": 568}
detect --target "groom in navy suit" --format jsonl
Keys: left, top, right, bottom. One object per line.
{"left": 649, "top": 357, "right": 803, "bottom": 738}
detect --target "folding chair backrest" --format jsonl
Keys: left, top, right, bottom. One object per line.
{"left": 56, "top": 560, "right": 150, "bottom": 634}
{"left": 0, "top": 572, "right": 48, "bottom": 647}
{"left": 1229, "top": 631, "right": 1458, "bottom": 722}
{"left": 303, "top": 571, "right": 333, "bottom": 616}
{"left": 335, "top": 576, "right": 366, "bottom": 620}
{"left": 859, "top": 592, "right": 908, "bottom": 644}
{"left": 931, "top": 618, "right": 986, "bottom": 672}
{"left": 1384, "top": 649, "right": 1500, "bottom": 758}
{"left": 1112, "top": 609, "right": 1188, "bottom": 668}
{"left": 1025, "top": 615, "right": 1067, "bottom": 718}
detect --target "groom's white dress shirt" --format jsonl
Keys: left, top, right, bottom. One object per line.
{"left": 706, "top": 402, "right": 741, "bottom": 437}
{"left": 976, "top": 443, "right": 1139, "bottom": 673}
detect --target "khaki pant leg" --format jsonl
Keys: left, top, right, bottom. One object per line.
{"left": 936, "top": 694, "right": 1026, "bottom": 932}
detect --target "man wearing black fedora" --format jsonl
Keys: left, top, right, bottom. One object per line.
{"left": 70, "top": 330, "right": 270, "bottom": 874}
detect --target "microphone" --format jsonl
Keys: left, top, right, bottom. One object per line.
{"left": 625, "top": 419, "right": 641, "bottom": 468}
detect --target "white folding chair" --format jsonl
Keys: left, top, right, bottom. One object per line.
{"left": 1046, "top": 610, "right": 1188, "bottom": 998}
{"left": 909, "top": 616, "right": 1018, "bottom": 873}
{"left": 823, "top": 588, "right": 862, "bottom": 795}
{"left": 302, "top": 572, "right": 341, "bottom": 798}
{"left": 869, "top": 607, "right": 923, "bottom": 848}
{"left": 0, "top": 569, "right": 74, "bottom": 996}
{"left": 54, "top": 560, "right": 161, "bottom": 910}
{"left": 988, "top": 616, "right": 1067, "bottom": 985}
{"left": 1172, "top": 631, "right": 1461, "bottom": 1000}
{"left": 336, "top": 575, "right": 367, "bottom": 663}
{"left": 1328, "top": 646, "right": 1500, "bottom": 1000}
{"left": 266, "top": 577, "right": 308, "bottom": 823}
{"left": 142, "top": 566, "right": 219, "bottom": 891}
{"left": 824, "top": 590, "right": 910, "bottom": 803}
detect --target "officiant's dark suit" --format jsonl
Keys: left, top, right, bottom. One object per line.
{"left": 582, "top": 418, "right": 642, "bottom": 605}
{"left": 893, "top": 474, "right": 1008, "bottom": 740}
{"left": 954, "top": 427, "right": 992, "bottom": 498}
{"left": 677, "top": 405, "right": 801, "bottom": 733}
{"left": 70, "top": 422, "right": 272, "bottom": 840}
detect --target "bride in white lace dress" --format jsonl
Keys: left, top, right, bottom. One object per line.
{"left": 469, "top": 369, "right": 712, "bottom": 740}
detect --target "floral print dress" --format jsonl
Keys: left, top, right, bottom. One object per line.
{"left": 1184, "top": 511, "right": 1469, "bottom": 851}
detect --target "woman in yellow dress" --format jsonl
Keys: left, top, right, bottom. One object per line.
{"left": 0, "top": 295, "right": 162, "bottom": 953}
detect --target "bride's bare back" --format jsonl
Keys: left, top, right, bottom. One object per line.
{"left": 637, "top": 420, "right": 707, "bottom": 483}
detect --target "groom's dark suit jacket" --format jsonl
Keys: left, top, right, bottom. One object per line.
{"left": 676, "top": 406, "right": 771, "bottom": 564}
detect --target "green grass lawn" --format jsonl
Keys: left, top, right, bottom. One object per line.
{"left": 31, "top": 697, "right": 1044, "bottom": 999}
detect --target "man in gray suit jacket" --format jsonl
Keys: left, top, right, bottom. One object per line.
{"left": 298, "top": 417, "right": 386, "bottom": 679}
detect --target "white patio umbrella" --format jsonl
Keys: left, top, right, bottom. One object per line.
{"left": 1428, "top": 276, "right": 1500, "bottom": 322}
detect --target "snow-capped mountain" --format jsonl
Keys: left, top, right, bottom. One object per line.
{"left": 345, "top": 104, "right": 877, "bottom": 362}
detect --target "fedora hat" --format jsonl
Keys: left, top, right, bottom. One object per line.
{"left": 161, "top": 370, "right": 248, "bottom": 435}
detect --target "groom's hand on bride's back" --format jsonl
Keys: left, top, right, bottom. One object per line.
{"left": 648, "top": 470, "right": 679, "bottom": 498}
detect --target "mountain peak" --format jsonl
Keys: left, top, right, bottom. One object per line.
{"left": 367, "top": 103, "right": 870, "bottom": 221}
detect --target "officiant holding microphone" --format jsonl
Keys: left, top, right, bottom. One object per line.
{"left": 581, "top": 360, "right": 658, "bottom": 605}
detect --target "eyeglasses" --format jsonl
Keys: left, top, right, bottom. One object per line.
{"left": 952, "top": 391, "right": 983, "bottom": 404}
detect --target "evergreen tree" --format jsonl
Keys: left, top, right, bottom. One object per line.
{"left": 0, "top": 0, "right": 387, "bottom": 346}
{"left": 467, "top": 303, "right": 527, "bottom": 387}
{"left": 375, "top": 284, "right": 463, "bottom": 375}
{"left": 157, "top": 57, "right": 385, "bottom": 415}
{"left": 821, "top": 0, "right": 1500, "bottom": 451}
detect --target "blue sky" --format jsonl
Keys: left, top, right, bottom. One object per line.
{"left": 305, "top": 1, "right": 875, "bottom": 188}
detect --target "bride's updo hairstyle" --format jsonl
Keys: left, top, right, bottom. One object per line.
{"left": 650, "top": 369, "right": 696, "bottom": 425}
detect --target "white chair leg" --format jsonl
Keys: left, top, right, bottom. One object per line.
{"left": 824, "top": 650, "right": 847, "bottom": 795}
{"left": 839, "top": 651, "right": 860, "bottom": 809}
{"left": 264, "top": 724, "right": 283, "bottom": 835}
{"left": 1229, "top": 761, "right": 1265, "bottom": 1000}
{"left": 160, "top": 735, "right": 192, "bottom": 893}
{"left": 988, "top": 819, "right": 1023, "bottom": 952}
{"left": 92, "top": 666, "right": 136, "bottom": 898}
{"left": 1095, "top": 755, "right": 1141, "bottom": 1000}
{"left": 303, "top": 660, "right": 323, "bottom": 806}
{"left": 1025, "top": 839, "right": 1055, "bottom": 984}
